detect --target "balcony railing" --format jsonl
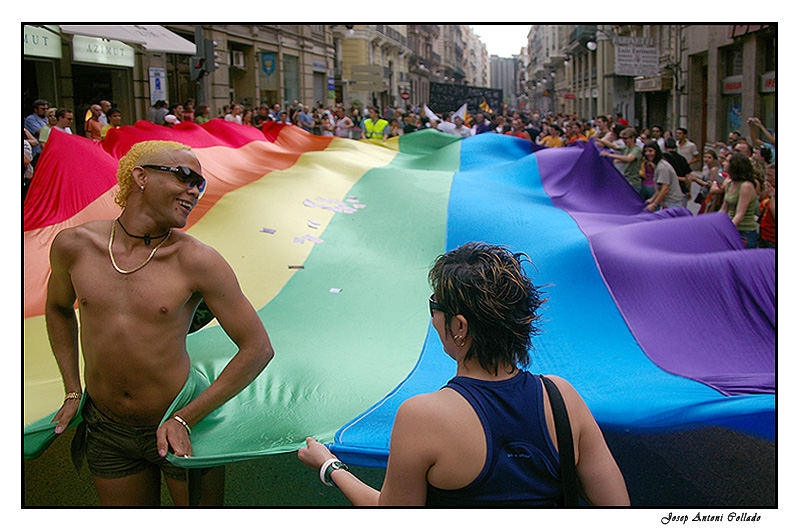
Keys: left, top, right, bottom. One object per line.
{"left": 569, "top": 25, "right": 597, "bottom": 45}
{"left": 375, "top": 24, "right": 407, "bottom": 48}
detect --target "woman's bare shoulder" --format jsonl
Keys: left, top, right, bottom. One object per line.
{"left": 397, "top": 388, "right": 482, "bottom": 439}
{"left": 397, "top": 388, "right": 463, "bottom": 422}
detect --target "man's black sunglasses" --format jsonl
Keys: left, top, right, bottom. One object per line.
{"left": 141, "top": 165, "right": 206, "bottom": 196}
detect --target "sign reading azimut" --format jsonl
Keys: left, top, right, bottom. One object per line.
{"left": 72, "top": 35, "right": 135, "bottom": 67}
{"left": 24, "top": 25, "right": 62, "bottom": 59}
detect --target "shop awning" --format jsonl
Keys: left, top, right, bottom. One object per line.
{"left": 60, "top": 25, "right": 196, "bottom": 55}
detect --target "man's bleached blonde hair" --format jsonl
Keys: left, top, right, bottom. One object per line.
{"left": 115, "top": 140, "right": 193, "bottom": 208}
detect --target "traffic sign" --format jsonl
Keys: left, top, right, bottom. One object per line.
{"left": 400, "top": 90, "right": 410, "bottom": 100}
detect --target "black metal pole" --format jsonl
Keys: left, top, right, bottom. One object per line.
{"left": 194, "top": 25, "right": 207, "bottom": 107}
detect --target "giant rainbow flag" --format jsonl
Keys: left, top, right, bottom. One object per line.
{"left": 24, "top": 120, "right": 774, "bottom": 469}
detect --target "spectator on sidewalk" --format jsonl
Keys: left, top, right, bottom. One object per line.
{"left": 253, "top": 105, "right": 271, "bottom": 129}
{"left": 295, "top": 105, "right": 314, "bottom": 133}
{"left": 85, "top": 104, "right": 104, "bottom": 141}
{"left": 99, "top": 100, "right": 112, "bottom": 127}
{"left": 224, "top": 104, "right": 243, "bottom": 124}
{"left": 649, "top": 125, "right": 666, "bottom": 152}
{"left": 538, "top": 123, "right": 564, "bottom": 148}
{"left": 38, "top": 107, "right": 58, "bottom": 147}
{"left": 720, "top": 153, "right": 760, "bottom": 248}
{"left": 601, "top": 127, "right": 643, "bottom": 195}
{"left": 148, "top": 100, "right": 168, "bottom": 125}
{"left": 675, "top": 127, "right": 701, "bottom": 172}
{"left": 757, "top": 178, "right": 776, "bottom": 249}
{"left": 452, "top": 116, "right": 473, "bottom": 138}
{"left": 472, "top": 112, "right": 492, "bottom": 135}
{"left": 504, "top": 117, "right": 531, "bottom": 141}
{"left": 662, "top": 137, "right": 693, "bottom": 206}
{"left": 194, "top": 105, "right": 211, "bottom": 125}
{"left": 361, "top": 107, "right": 389, "bottom": 140}
{"left": 101, "top": 108, "right": 122, "bottom": 139}
{"left": 566, "top": 121, "right": 588, "bottom": 145}
{"left": 692, "top": 149, "right": 724, "bottom": 214}
{"left": 53, "top": 108, "right": 74, "bottom": 134}
{"left": 24, "top": 99, "right": 49, "bottom": 163}
{"left": 335, "top": 108, "right": 354, "bottom": 138}
{"left": 182, "top": 99, "right": 196, "bottom": 122}
{"left": 643, "top": 141, "right": 684, "bottom": 212}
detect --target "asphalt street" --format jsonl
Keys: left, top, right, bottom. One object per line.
{"left": 23, "top": 422, "right": 774, "bottom": 507}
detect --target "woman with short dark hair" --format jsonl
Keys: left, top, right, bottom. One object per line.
{"left": 298, "top": 242, "right": 630, "bottom": 506}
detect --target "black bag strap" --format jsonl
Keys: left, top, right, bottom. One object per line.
{"left": 541, "top": 375, "right": 579, "bottom": 507}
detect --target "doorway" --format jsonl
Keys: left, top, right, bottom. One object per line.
{"left": 71, "top": 64, "right": 132, "bottom": 135}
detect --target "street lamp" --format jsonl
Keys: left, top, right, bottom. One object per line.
{"left": 586, "top": 28, "right": 614, "bottom": 51}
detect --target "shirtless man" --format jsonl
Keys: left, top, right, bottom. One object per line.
{"left": 46, "top": 140, "right": 274, "bottom": 506}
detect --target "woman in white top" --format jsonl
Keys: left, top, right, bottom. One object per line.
{"left": 320, "top": 110, "right": 335, "bottom": 136}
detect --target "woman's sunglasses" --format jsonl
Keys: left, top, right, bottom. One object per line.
{"left": 429, "top": 294, "right": 444, "bottom": 316}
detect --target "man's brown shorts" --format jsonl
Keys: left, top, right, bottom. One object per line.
{"left": 82, "top": 395, "right": 190, "bottom": 480}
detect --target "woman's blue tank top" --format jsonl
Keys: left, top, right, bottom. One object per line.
{"left": 425, "top": 371, "right": 562, "bottom": 507}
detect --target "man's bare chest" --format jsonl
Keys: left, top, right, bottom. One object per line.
{"left": 70, "top": 246, "right": 196, "bottom": 320}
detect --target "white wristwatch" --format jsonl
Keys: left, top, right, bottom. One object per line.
{"left": 320, "top": 458, "right": 350, "bottom": 487}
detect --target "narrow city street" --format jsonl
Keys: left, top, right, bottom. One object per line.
{"left": 23, "top": 24, "right": 775, "bottom": 511}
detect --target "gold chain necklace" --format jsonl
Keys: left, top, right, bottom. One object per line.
{"left": 108, "top": 219, "right": 172, "bottom": 274}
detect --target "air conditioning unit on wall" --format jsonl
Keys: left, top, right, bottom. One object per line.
{"left": 230, "top": 50, "right": 245, "bottom": 69}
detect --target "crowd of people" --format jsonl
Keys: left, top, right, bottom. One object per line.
{"left": 23, "top": 98, "right": 123, "bottom": 201}
{"left": 24, "top": 95, "right": 777, "bottom": 250}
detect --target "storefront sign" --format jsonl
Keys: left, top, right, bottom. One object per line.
{"left": 615, "top": 44, "right": 658, "bottom": 77}
{"left": 635, "top": 73, "right": 673, "bottom": 92}
{"left": 612, "top": 35, "right": 654, "bottom": 47}
{"left": 760, "top": 71, "right": 775, "bottom": 93}
{"left": 149, "top": 67, "right": 167, "bottom": 105}
{"left": 722, "top": 75, "right": 743, "bottom": 95}
{"left": 72, "top": 34, "right": 134, "bottom": 67}
{"left": 24, "top": 25, "right": 62, "bottom": 59}
{"left": 312, "top": 59, "right": 327, "bottom": 73}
